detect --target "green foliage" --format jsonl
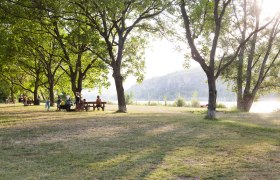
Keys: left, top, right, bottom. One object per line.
{"left": 122, "top": 35, "right": 147, "bottom": 83}
{"left": 174, "top": 96, "right": 186, "bottom": 107}
{"left": 163, "top": 95, "right": 167, "bottom": 106}
{"left": 216, "top": 103, "right": 226, "bottom": 108}
{"left": 0, "top": 80, "right": 10, "bottom": 102}
{"left": 147, "top": 101, "right": 161, "bottom": 106}
{"left": 220, "top": 1, "right": 280, "bottom": 110}
{"left": 191, "top": 91, "right": 200, "bottom": 107}
{"left": 125, "top": 91, "right": 134, "bottom": 105}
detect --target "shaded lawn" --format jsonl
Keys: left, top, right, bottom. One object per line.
{"left": 0, "top": 104, "right": 280, "bottom": 179}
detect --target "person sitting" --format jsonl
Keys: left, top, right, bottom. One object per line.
{"left": 66, "top": 96, "right": 72, "bottom": 106}
{"left": 96, "top": 95, "right": 102, "bottom": 110}
{"left": 79, "top": 99, "right": 87, "bottom": 111}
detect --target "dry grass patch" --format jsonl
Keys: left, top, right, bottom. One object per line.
{"left": 0, "top": 103, "right": 280, "bottom": 179}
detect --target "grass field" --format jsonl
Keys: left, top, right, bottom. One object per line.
{"left": 0, "top": 104, "right": 280, "bottom": 179}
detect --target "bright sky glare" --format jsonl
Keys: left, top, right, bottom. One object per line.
{"left": 123, "top": 38, "right": 200, "bottom": 89}
{"left": 259, "top": 0, "right": 280, "bottom": 19}
{"left": 105, "top": 0, "right": 280, "bottom": 90}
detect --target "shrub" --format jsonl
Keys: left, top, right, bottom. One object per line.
{"left": 217, "top": 103, "right": 226, "bottom": 108}
{"left": 174, "top": 96, "right": 186, "bottom": 107}
{"left": 191, "top": 99, "right": 200, "bottom": 107}
{"left": 125, "top": 92, "right": 134, "bottom": 105}
{"left": 147, "top": 101, "right": 160, "bottom": 106}
{"left": 191, "top": 91, "right": 200, "bottom": 107}
{"left": 164, "top": 95, "right": 167, "bottom": 106}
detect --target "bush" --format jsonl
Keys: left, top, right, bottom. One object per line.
{"left": 191, "top": 99, "right": 200, "bottom": 107}
{"left": 147, "top": 101, "right": 161, "bottom": 106}
{"left": 174, "top": 96, "right": 186, "bottom": 107}
{"left": 217, "top": 103, "right": 226, "bottom": 108}
{"left": 164, "top": 95, "right": 167, "bottom": 106}
{"left": 125, "top": 92, "right": 134, "bottom": 105}
{"left": 191, "top": 91, "right": 200, "bottom": 107}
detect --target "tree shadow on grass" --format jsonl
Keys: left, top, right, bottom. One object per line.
{"left": 1, "top": 112, "right": 280, "bottom": 179}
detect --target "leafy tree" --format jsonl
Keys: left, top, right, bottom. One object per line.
{"left": 174, "top": 95, "right": 186, "bottom": 107}
{"left": 179, "top": 0, "right": 271, "bottom": 119}
{"left": 23, "top": 34, "right": 65, "bottom": 106}
{"left": 223, "top": 0, "right": 280, "bottom": 111}
{"left": 0, "top": 7, "right": 28, "bottom": 102}
{"left": 2, "top": 0, "right": 109, "bottom": 102}
{"left": 8, "top": 20, "right": 47, "bottom": 103}
{"left": 0, "top": 65, "right": 20, "bottom": 103}
{"left": 73, "top": 0, "right": 172, "bottom": 112}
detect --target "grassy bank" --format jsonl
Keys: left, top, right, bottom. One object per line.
{"left": 0, "top": 104, "right": 280, "bottom": 179}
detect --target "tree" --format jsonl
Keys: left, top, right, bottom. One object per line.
{"left": 36, "top": 1, "right": 109, "bottom": 97}
{"left": 0, "top": 65, "right": 20, "bottom": 103}
{"left": 24, "top": 35, "right": 65, "bottom": 106}
{"left": 2, "top": 0, "right": 109, "bottom": 102}
{"left": 73, "top": 0, "right": 172, "bottom": 112}
{"left": 179, "top": 0, "right": 271, "bottom": 119}
{"left": 224, "top": 0, "right": 280, "bottom": 111}
{"left": 0, "top": 1, "right": 46, "bottom": 102}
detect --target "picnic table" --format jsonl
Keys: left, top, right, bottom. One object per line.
{"left": 25, "top": 100, "right": 34, "bottom": 106}
{"left": 84, "top": 101, "right": 107, "bottom": 111}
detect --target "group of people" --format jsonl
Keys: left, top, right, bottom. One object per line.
{"left": 55, "top": 92, "right": 102, "bottom": 111}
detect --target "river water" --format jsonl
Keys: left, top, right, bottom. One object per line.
{"left": 82, "top": 91, "right": 280, "bottom": 113}
{"left": 126, "top": 100, "right": 280, "bottom": 113}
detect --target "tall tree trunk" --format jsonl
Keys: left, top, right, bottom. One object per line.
{"left": 237, "top": 48, "right": 245, "bottom": 109}
{"left": 70, "top": 80, "right": 82, "bottom": 96}
{"left": 10, "top": 84, "right": 15, "bottom": 103}
{"left": 207, "top": 75, "right": 217, "bottom": 119}
{"left": 49, "top": 78, "right": 55, "bottom": 106}
{"left": 33, "top": 79, "right": 39, "bottom": 105}
{"left": 236, "top": 0, "right": 247, "bottom": 110}
{"left": 70, "top": 74, "right": 78, "bottom": 96}
{"left": 40, "top": 90, "right": 45, "bottom": 101}
{"left": 241, "top": 93, "right": 254, "bottom": 112}
{"left": 49, "top": 87, "right": 54, "bottom": 107}
{"left": 77, "top": 74, "right": 83, "bottom": 95}
{"left": 113, "top": 70, "right": 127, "bottom": 112}
{"left": 34, "top": 86, "right": 38, "bottom": 105}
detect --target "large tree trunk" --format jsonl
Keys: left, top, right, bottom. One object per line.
{"left": 240, "top": 94, "right": 254, "bottom": 112}
{"left": 70, "top": 79, "right": 82, "bottom": 97}
{"left": 10, "top": 84, "right": 15, "bottom": 103}
{"left": 49, "top": 88, "right": 55, "bottom": 106}
{"left": 40, "top": 90, "right": 45, "bottom": 101}
{"left": 207, "top": 75, "right": 217, "bottom": 119}
{"left": 34, "top": 87, "right": 39, "bottom": 105}
{"left": 113, "top": 71, "right": 127, "bottom": 113}
{"left": 237, "top": 0, "right": 247, "bottom": 110}
{"left": 33, "top": 81, "right": 40, "bottom": 105}
{"left": 70, "top": 75, "right": 78, "bottom": 96}
{"left": 237, "top": 49, "right": 245, "bottom": 109}
{"left": 49, "top": 81, "right": 55, "bottom": 107}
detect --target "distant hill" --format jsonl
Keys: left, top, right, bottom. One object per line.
{"left": 127, "top": 68, "right": 236, "bottom": 101}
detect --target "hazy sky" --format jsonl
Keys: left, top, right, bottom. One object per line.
{"left": 85, "top": 0, "right": 280, "bottom": 99}
{"left": 124, "top": 38, "right": 190, "bottom": 89}
{"left": 110, "top": 0, "right": 280, "bottom": 90}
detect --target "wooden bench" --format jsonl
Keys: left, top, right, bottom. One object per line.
{"left": 84, "top": 102, "right": 107, "bottom": 111}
